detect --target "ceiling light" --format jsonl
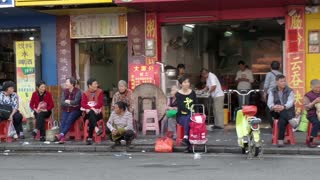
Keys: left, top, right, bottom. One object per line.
{"left": 224, "top": 31, "right": 233, "bottom": 37}
{"left": 29, "top": 37, "right": 35, "bottom": 41}
{"left": 185, "top": 24, "right": 195, "bottom": 28}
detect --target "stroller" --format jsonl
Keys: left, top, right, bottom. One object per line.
{"left": 189, "top": 104, "right": 208, "bottom": 153}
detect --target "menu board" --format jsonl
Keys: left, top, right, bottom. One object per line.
{"left": 128, "top": 64, "right": 160, "bottom": 90}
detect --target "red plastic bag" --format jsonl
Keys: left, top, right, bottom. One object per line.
{"left": 155, "top": 137, "right": 174, "bottom": 153}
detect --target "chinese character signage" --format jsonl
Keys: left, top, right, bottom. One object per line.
{"left": 145, "top": 13, "right": 158, "bottom": 65}
{"left": 0, "top": 0, "right": 14, "bottom": 8}
{"left": 128, "top": 64, "right": 160, "bottom": 90}
{"left": 70, "top": 14, "right": 127, "bottom": 39}
{"left": 285, "top": 7, "right": 305, "bottom": 114}
{"left": 128, "top": 13, "right": 145, "bottom": 64}
{"left": 15, "top": 41, "right": 36, "bottom": 118}
{"left": 16, "top": 0, "right": 112, "bottom": 6}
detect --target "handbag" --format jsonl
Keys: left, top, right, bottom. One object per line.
{"left": 0, "top": 104, "right": 13, "bottom": 120}
{"left": 46, "top": 120, "right": 60, "bottom": 142}
{"left": 166, "top": 109, "right": 177, "bottom": 118}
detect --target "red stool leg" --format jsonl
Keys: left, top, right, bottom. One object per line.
{"left": 272, "top": 119, "right": 279, "bottom": 145}
{"left": 176, "top": 124, "right": 184, "bottom": 146}
{"left": 286, "top": 124, "right": 296, "bottom": 145}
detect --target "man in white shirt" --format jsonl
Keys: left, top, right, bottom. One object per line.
{"left": 235, "top": 61, "right": 254, "bottom": 107}
{"left": 201, "top": 68, "right": 225, "bottom": 129}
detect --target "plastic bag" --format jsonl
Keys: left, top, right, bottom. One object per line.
{"left": 289, "top": 115, "right": 301, "bottom": 129}
{"left": 155, "top": 137, "right": 174, "bottom": 153}
{"left": 46, "top": 120, "right": 60, "bottom": 142}
{"left": 7, "top": 121, "right": 17, "bottom": 139}
{"left": 298, "top": 111, "right": 308, "bottom": 132}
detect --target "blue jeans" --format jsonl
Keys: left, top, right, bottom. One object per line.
{"left": 177, "top": 114, "right": 191, "bottom": 136}
{"left": 60, "top": 110, "right": 82, "bottom": 135}
{"left": 308, "top": 116, "right": 320, "bottom": 138}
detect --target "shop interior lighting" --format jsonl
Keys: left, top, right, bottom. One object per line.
{"left": 185, "top": 24, "right": 195, "bottom": 28}
{"left": 29, "top": 37, "right": 35, "bottom": 40}
{"left": 224, "top": 31, "right": 233, "bottom": 37}
{"left": 0, "top": 28, "right": 39, "bottom": 33}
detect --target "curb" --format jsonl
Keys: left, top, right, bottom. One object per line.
{"left": 1, "top": 144, "right": 320, "bottom": 155}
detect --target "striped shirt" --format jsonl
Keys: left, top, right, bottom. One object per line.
{"left": 107, "top": 110, "right": 134, "bottom": 132}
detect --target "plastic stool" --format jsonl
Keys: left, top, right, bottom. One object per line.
{"left": 66, "top": 116, "right": 84, "bottom": 141}
{"left": 142, "top": 110, "right": 159, "bottom": 135}
{"left": 0, "top": 120, "right": 13, "bottom": 142}
{"left": 83, "top": 119, "right": 106, "bottom": 144}
{"left": 272, "top": 119, "right": 296, "bottom": 145}
{"left": 176, "top": 124, "right": 184, "bottom": 146}
{"left": 34, "top": 118, "right": 53, "bottom": 140}
{"left": 305, "top": 122, "right": 320, "bottom": 144}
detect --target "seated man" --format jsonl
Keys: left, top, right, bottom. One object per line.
{"left": 267, "top": 75, "right": 295, "bottom": 147}
{"left": 106, "top": 101, "right": 135, "bottom": 149}
{"left": 304, "top": 79, "right": 320, "bottom": 148}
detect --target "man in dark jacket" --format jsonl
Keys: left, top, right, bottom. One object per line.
{"left": 267, "top": 75, "right": 295, "bottom": 147}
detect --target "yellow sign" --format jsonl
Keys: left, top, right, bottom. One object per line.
{"left": 16, "top": 0, "right": 112, "bottom": 6}
{"left": 15, "top": 41, "right": 36, "bottom": 118}
{"left": 15, "top": 41, "right": 35, "bottom": 68}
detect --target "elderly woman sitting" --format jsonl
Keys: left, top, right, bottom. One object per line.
{"left": 111, "top": 80, "right": 133, "bottom": 113}
{"left": 106, "top": 101, "right": 135, "bottom": 148}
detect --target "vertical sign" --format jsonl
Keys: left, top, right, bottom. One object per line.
{"left": 15, "top": 41, "right": 36, "bottom": 118}
{"left": 285, "top": 7, "right": 305, "bottom": 114}
{"left": 128, "top": 64, "right": 160, "bottom": 90}
{"left": 145, "top": 13, "right": 158, "bottom": 65}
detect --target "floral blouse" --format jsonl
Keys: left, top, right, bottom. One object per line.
{"left": 0, "top": 91, "right": 19, "bottom": 110}
{"left": 112, "top": 89, "right": 133, "bottom": 112}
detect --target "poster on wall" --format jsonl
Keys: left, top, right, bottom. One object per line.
{"left": 308, "top": 30, "right": 320, "bottom": 53}
{"left": 285, "top": 7, "right": 305, "bottom": 114}
{"left": 0, "top": 0, "right": 14, "bottom": 8}
{"left": 128, "top": 64, "right": 160, "bottom": 90}
{"left": 15, "top": 41, "right": 36, "bottom": 118}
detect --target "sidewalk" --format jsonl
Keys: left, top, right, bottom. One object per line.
{"left": 1, "top": 124, "right": 320, "bottom": 155}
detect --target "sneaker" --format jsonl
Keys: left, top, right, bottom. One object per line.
{"left": 181, "top": 138, "right": 190, "bottom": 146}
{"left": 59, "top": 136, "right": 65, "bottom": 144}
{"left": 307, "top": 141, "right": 317, "bottom": 148}
{"left": 278, "top": 140, "right": 284, "bottom": 148}
{"left": 40, "top": 136, "right": 46, "bottom": 142}
{"left": 86, "top": 138, "right": 93, "bottom": 145}
{"left": 96, "top": 129, "right": 103, "bottom": 136}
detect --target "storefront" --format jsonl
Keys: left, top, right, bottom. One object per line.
{"left": 116, "top": 0, "right": 308, "bottom": 118}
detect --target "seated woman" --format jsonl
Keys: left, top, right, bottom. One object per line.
{"left": 112, "top": 80, "right": 133, "bottom": 113}
{"left": 0, "top": 81, "right": 24, "bottom": 139}
{"left": 161, "top": 85, "right": 178, "bottom": 138}
{"left": 54, "top": 77, "right": 82, "bottom": 144}
{"left": 30, "top": 80, "right": 54, "bottom": 141}
{"left": 106, "top": 101, "right": 135, "bottom": 148}
{"left": 176, "top": 75, "right": 197, "bottom": 152}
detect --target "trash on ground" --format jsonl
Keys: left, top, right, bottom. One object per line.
{"left": 141, "top": 150, "right": 146, "bottom": 153}
{"left": 129, "top": 157, "right": 132, "bottom": 159}
{"left": 58, "top": 150, "right": 63, "bottom": 153}
{"left": 4, "top": 150, "right": 10, "bottom": 153}
{"left": 44, "top": 141, "right": 50, "bottom": 144}
{"left": 216, "top": 139, "right": 221, "bottom": 142}
{"left": 193, "top": 153, "right": 201, "bottom": 160}
{"left": 22, "top": 142, "right": 30, "bottom": 145}
{"left": 3, "top": 153, "right": 8, "bottom": 156}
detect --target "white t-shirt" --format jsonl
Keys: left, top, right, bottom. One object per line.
{"left": 206, "top": 72, "right": 224, "bottom": 98}
{"left": 235, "top": 69, "right": 254, "bottom": 90}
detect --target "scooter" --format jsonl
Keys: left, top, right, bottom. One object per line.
{"left": 227, "top": 89, "right": 263, "bottom": 159}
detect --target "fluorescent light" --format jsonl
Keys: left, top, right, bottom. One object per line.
{"left": 224, "top": 31, "right": 233, "bottom": 37}
{"left": 29, "top": 37, "right": 35, "bottom": 40}
{"left": 185, "top": 24, "right": 195, "bottom": 28}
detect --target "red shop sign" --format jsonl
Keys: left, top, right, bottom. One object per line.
{"left": 128, "top": 64, "right": 160, "bottom": 90}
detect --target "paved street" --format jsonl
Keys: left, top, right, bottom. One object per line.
{"left": 0, "top": 152, "right": 318, "bottom": 180}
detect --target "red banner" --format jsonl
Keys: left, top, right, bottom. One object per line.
{"left": 285, "top": 6, "right": 305, "bottom": 114}
{"left": 145, "top": 13, "right": 158, "bottom": 65}
{"left": 128, "top": 64, "right": 160, "bottom": 90}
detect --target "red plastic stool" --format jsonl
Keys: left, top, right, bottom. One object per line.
{"left": 0, "top": 120, "right": 13, "bottom": 142}
{"left": 305, "top": 122, "right": 320, "bottom": 144}
{"left": 272, "top": 119, "right": 296, "bottom": 145}
{"left": 34, "top": 118, "right": 53, "bottom": 140}
{"left": 176, "top": 124, "right": 184, "bottom": 146}
{"left": 83, "top": 119, "right": 106, "bottom": 144}
{"left": 66, "top": 116, "right": 84, "bottom": 141}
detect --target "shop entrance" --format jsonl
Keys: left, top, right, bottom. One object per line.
{"left": 0, "top": 28, "right": 41, "bottom": 86}
{"left": 76, "top": 38, "right": 128, "bottom": 98}
{"left": 161, "top": 18, "right": 285, "bottom": 121}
